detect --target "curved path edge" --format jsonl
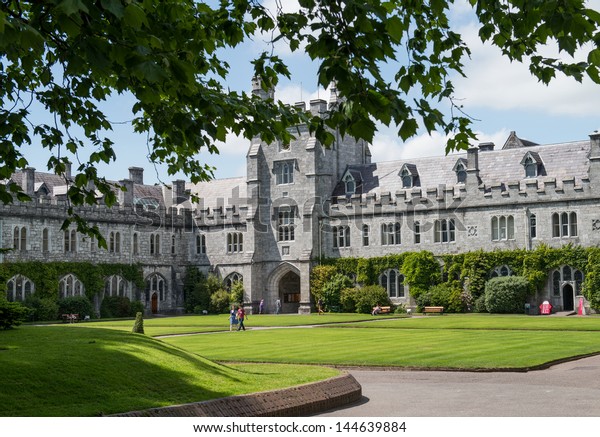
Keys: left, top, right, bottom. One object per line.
{"left": 108, "top": 373, "right": 361, "bottom": 417}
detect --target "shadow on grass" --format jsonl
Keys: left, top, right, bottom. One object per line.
{"left": 0, "top": 326, "right": 266, "bottom": 416}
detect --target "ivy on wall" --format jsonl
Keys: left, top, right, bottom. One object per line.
{"left": 316, "top": 244, "right": 600, "bottom": 310}
{"left": 0, "top": 262, "right": 145, "bottom": 300}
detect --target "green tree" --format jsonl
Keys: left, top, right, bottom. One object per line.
{"left": 484, "top": 276, "right": 531, "bottom": 314}
{"left": 2, "top": 1, "right": 599, "bottom": 242}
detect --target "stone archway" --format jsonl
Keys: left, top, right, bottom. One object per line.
{"left": 268, "top": 263, "right": 302, "bottom": 314}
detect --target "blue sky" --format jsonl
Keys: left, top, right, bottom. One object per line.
{"left": 19, "top": 0, "right": 600, "bottom": 185}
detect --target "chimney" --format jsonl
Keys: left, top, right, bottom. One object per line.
{"left": 294, "top": 101, "right": 306, "bottom": 111}
{"left": 129, "top": 167, "right": 144, "bottom": 185}
{"left": 466, "top": 147, "right": 480, "bottom": 189}
{"left": 119, "top": 179, "right": 134, "bottom": 208}
{"left": 22, "top": 167, "right": 35, "bottom": 197}
{"left": 310, "top": 99, "right": 327, "bottom": 117}
{"left": 251, "top": 76, "right": 274, "bottom": 100}
{"left": 588, "top": 130, "right": 600, "bottom": 185}
{"left": 328, "top": 81, "right": 339, "bottom": 109}
{"left": 64, "top": 162, "right": 71, "bottom": 180}
{"left": 172, "top": 179, "right": 186, "bottom": 205}
{"left": 478, "top": 142, "right": 495, "bottom": 152}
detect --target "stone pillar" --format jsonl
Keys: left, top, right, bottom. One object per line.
{"left": 22, "top": 167, "right": 35, "bottom": 197}
{"left": 119, "top": 179, "right": 134, "bottom": 208}
{"left": 129, "top": 167, "right": 144, "bottom": 185}
{"left": 298, "top": 261, "right": 312, "bottom": 314}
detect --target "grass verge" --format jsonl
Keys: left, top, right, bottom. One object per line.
{"left": 0, "top": 325, "right": 339, "bottom": 416}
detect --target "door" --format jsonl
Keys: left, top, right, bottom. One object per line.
{"left": 562, "top": 284, "right": 574, "bottom": 311}
{"left": 151, "top": 292, "right": 158, "bottom": 314}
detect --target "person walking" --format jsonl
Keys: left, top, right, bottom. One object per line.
{"left": 236, "top": 305, "right": 247, "bottom": 331}
{"left": 317, "top": 298, "right": 324, "bottom": 315}
{"left": 259, "top": 298, "right": 264, "bottom": 314}
{"left": 275, "top": 298, "right": 281, "bottom": 315}
{"left": 229, "top": 305, "right": 238, "bottom": 331}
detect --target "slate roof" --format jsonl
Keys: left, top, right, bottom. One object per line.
{"left": 333, "top": 138, "right": 590, "bottom": 197}
{"left": 186, "top": 177, "right": 247, "bottom": 210}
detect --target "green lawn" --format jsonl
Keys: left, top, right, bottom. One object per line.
{"left": 163, "top": 315, "right": 600, "bottom": 369}
{"left": 71, "top": 313, "right": 392, "bottom": 336}
{"left": 0, "top": 325, "right": 339, "bottom": 416}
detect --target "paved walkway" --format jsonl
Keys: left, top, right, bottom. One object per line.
{"left": 318, "top": 354, "right": 600, "bottom": 416}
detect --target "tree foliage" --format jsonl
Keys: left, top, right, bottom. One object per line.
{"left": 2, "top": 1, "right": 600, "bottom": 241}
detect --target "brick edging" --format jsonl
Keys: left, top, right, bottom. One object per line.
{"left": 109, "top": 373, "right": 361, "bottom": 417}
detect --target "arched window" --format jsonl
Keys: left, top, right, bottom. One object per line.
{"left": 455, "top": 161, "right": 467, "bottom": 183}
{"left": 491, "top": 215, "right": 514, "bottom": 241}
{"left": 13, "top": 226, "right": 27, "bottom": 251}
{"left": 379, "top": 269, "right": 405, "bottom": 298}
{"left": 434, "top": 219, "right": 455, "bottom": 243}
{"left": 332, "top": 226, "right": 351, "bottom": 248}
{"left": 551, "top": 267, "right": 584, "bottom": 296}
{"left": 196, "top": 234, "right": 206, "bottom": 254}
{"left": 109, "top": 231, "right": 121, "bottom": 253}
{"left": 343, "top": 173, "right": 356, "bottom": 195}
{"left": 552, "top": 212, "right": 577, "bottom": 238}
{"left": 150, "top": 233, "right": 161, "bottom": 254}
{"left": 64, "top": 230, "right": 77, "bottom": 252}
{"left": 171, "top": 234, "right": 176, "bottom": 254}
{"left": 104, "top": 275, "right": 128, "bottom": 298}
{"left": 401, "top": 168, "right": 412, "bottom": 188}
{"left": 490, "top": 265, "right": 512, "bottom": 278}
{"left": 42, "top": 228, "right": 49, "bottom": 252}
{"left": 529, "top": 214, "right": 537, "bottom": 239}
{"left": 227, "top": 232, "right": 243, "bottom": 253}
{"left": 132, "top": 233, "right": 139, "bottom": 255}
{"left": 225, "top": 273, "right": 243, "bottom": 290}
{"left": 145, "top": 273, "right": 166, "bottom": 302}
{"left": 381, "top": 222, "right": 401, "bottom": 245}
{"left": 524, "top": 156, "right": 537, "bottom": 178}
{"left": 278, "top": 210, "right": 295, "bottom": 241}
{"left": 6, "top": 275, "right": 34, "bottom": 302}
{"left": 362, "top": 224, "right": 370, "bottom": 246}
{"left": 59, "top": 274, "right": 84, "bottom": 298}
{"left": 276, "top": 161, "right": 294, "bottom": 185}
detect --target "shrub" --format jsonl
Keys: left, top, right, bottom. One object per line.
{"left": 355, "top": 285, "right": 390, "bottom": 314}
{"left": 100, "top": 296, "right": 140, "bottom": 318}
{"left": 474, "top": 295, "right": 488, "bottom": 313}
{"left": 484, "top": 276, "right": 531, "bottom": 314}
{"left": 132, "top": 312, "right": 144, "bottom": 334}
{"left": 230, "top": 281, "right": 244, "bottom": 306}
{"left": 57, "top": 296, "right": 93, "bottom": 319}
{"left": 321, "top": 273, "right": 353, "bottom": 311}
{"left": 23, "top": 296, "right": 59, "bottom": 322}
{"left": 210, "top": 289, "right": 231, "bottom": 314}
{"left": 340, "top": 287, "right": 361, "bottom": 313}
{"left": 0, "top": 298, "right": 30, "bottom": 329}
{"left": 415, "top": 283, "right": 464, "bottom": 313}
{"left": 310, "top": 265, "right": 338, "bottom": 303}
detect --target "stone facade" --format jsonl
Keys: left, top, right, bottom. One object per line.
{"left": 2, "top": 82, "right": 599, "bottom": 315}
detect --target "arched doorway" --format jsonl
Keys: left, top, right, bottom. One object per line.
{"left": 562, "top": 284, "right": 574, "bottom": 311}
{"left": 151, "top": 293, "right": 158, "bottom": 314}
{"left": 279, "top": 271, "right": 301, "bottom": 313}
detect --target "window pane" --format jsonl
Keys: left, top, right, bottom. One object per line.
{"left": 552, "top": 213, "right": 560, "bottom": 237}
{"left": 570, "top": 212, "right": 577, "bottom": 237}
{"left": 491, "top": 217, "right": 499, "bottom": 241}
{"left": 507, "top": 216, "right": 514, "bottom": 240}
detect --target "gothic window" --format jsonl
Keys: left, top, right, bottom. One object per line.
{"left": 171, "top": 234, "right": 176, "bottom": 254}
{"left": 42, "top": 228, "right": 49, "bottom": 252}
{"left": 196, "top": 234, "right": 206, "bottom": 254}
{"left": 276, "top": 161, "right": 294, "bottom": 185}
{"left": 6, "top": 275, "right": 34, "bottom": 302}
{"left": 225, "top": 273, "right": 243, "bottom": 290}
{"left": 13, "top": 226, "right": 27, "bottom": 251}
{"left": 362, "top": 224, "right": 370, "bottom": 246}
{"left": 145, "top": 273, "right": 166, "bottom": 302}
{"left": 491, "top": 215, "right": 514, "bottom": 241}
{"left": 133, "top": 233, "right": 139, "bottom": 255}
{"left": 278, "top": 209, "right": 295, "bottom": 241}
{"left": 343, "top": 173, "right": 356, "bottom": 195}
{"left": 414, "top": 221, "right": 421, "bottom": 244}
{"left": 455, "top": 162, "right": 467, "bottom": 183}
{"left": 552, "top": 212, "right": 577, "bottom": 238}
{"left": 490, "top": 265, "right": 512, "bottom": 278}
{"left": 379, "top": 269, "right": 405, "bottom": 298}
{"left": 381, "top": 222, "right": 401, "bottom": 245}
{"left": 104, "top": 275, "right": 128, "bottom": 298}
{"left": 59, "top": 274, "right": 84, "bottom": 298}
{"left": 552, "top": 267, "right": 584, "bottom": 296}
{"left": 64, "top": 230, "right": 77, "bottom": 253}
{"left": 553, "top": 271, "right": 561, "bottom": 296}
{"left": 529, "top": 214, "right": 537, "bottom": 239}
{"left": 227, "top": 232, "right": 244, "bottom": 253}
{"left": 332, "top": 225, "right": 351, "bottom": 248}
{"left": 109, "top": 231, "right": 121, "bottom": 253}
{"left": 400, "top": 168, "right": 413, "bottom": 188}
{"left": 150, "top": 233, "right": 161, "bottom": 254}
{"left": 434, "top": 219, "right": 455, "bottom": 243}
{"left": 524, "top": 156, "right": 537, "bottom": 178}
{"left": 575, "top": 270, "right": 584, "bottom": 294}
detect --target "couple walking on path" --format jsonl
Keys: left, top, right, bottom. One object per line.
{"left": 229, "top": 305, "right": 247, "bottom": 331}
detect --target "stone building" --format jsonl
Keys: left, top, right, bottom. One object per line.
{"left": 2, "top": 81, "right": 599, "bottom": 315}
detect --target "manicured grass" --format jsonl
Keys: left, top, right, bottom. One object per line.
{"left": 0, "top": 325, "right": 339, "bottom": 416}
{"left": 350, "top": 313, "right": 600, "bottom": 331}
{"left": 163, "top": 323, "right": 600, "bottom": 369}
{"left": 72, "top": 313, "right": 391, "bottom": 336}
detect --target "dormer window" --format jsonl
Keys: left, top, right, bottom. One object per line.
{"left": 399, "top": 164, "right": 419, "bottom": 189}
{"left": 343, "top": 173, "right": 356, "bottom": 195}
{"left": 520, "top": 151, "right": 543, "bottom": 178}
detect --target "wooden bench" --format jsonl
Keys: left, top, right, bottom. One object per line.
{"left": 61, "top": 313, "right": 79, "bottom": 323}
{"left": 423, "top": 306, "right": 444, "bottom": 315}
{"left": 372, "top": 306, "right": 391, "bottom": 315}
